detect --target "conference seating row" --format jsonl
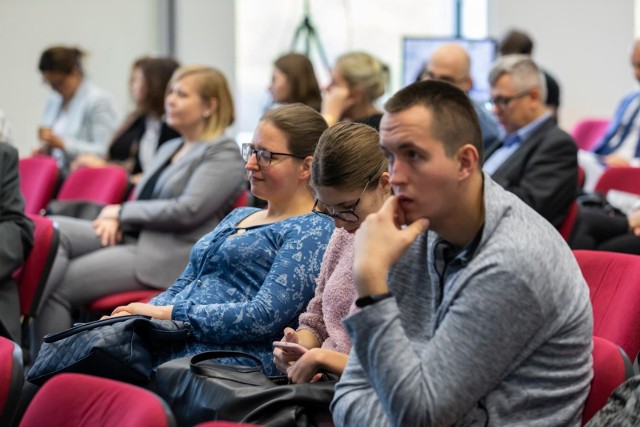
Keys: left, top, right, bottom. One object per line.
{"left": 15, "top": 157, "right": 251, "bottom": 320}
{"left": 19, "top": 156, "right": 130, "bottom": 216}
{"left": 3, "top": 247, "right": 638, "bottom": 425}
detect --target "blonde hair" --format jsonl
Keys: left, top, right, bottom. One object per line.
{"left": 167, "top": 65, "right": 235, "bottom": 140}
{"left": 335, "top": 52, "right": 388, "bottom": 102}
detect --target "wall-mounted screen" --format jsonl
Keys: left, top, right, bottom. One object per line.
{"left": 403, "top": 37, "right": 497, "bottom": 102}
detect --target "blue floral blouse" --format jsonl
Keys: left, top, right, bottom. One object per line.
{"left": 150, "top": 207, "right": 334, "bottom": 374}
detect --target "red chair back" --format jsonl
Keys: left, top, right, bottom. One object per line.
{"left": 578, "top": 165, "right": 586, "bottom": 191}
{"left": 571, "top": 119, "right": 610, "bottom": 151}
{"left": 19, "top": 373, "right": 176, "bottom": 427}
{"left": 582, "top": 336, "right": 632, "bottom": 425}
{"left": 87, "top": 290, "right": 162, "bottom": 312}
{"left": 18, "top": 156, "right": 58, "bottom": 214}
{"left": 593, "top": 167, "right": 640, "bottom": 196}
{"left": 573, "top": 250, "right": 640, "bottom": 360}
{"left": 13, "top": 215, "right": 59, "bottom": 321}
{"left": 57, "top": 166, "right": 128, "bottom": 205}
{"left": 558, "top": 200, "right": 578, "bottom": 242}
{"left": 233, "top": 190, "right": 249, "bottom": 209}
{"left": 0, "top": 336, "right": 23, "bottom": 427}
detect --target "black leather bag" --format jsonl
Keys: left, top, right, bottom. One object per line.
{"left": 154, "top": 350, "right": 337, "bottom": 427}
{"left": 27, "top": 315, "right": 192, "bottom": 386}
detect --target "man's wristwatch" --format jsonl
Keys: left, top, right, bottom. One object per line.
{"left": 355, "top": 292, "right": 393, "bottom": 308}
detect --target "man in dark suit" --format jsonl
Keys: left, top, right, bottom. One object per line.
{"left": 498, "top": 29, "right": 561, "bottom": 121}
{"left": 0, "top": 141, "right": 34, "bottom": 343}
{"left": 483, "top": 55, "right": 577, "bottom": 228}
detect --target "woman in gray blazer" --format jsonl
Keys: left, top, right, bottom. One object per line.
{"left": 30, "top": 66, "right": 246, "bottom": 359}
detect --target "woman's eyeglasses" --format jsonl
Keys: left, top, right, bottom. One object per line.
{"left": 312, "top": 180, "right": 371, "bottom": 223}
{"left": 241, "top": 143, "right": 304, "bottom": 167}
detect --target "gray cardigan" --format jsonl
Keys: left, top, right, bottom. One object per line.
{"left": 120, "top": 136, "right": 245, "bottom": 287}
{"left": 332, "top": 175, "right": 593, "bottom": 427}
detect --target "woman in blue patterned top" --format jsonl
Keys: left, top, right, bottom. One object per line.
{"left": 108, "top": 104, "right": 334, "bottom": 373}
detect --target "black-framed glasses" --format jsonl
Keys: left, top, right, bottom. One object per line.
{"left": 489, "top": 90, "right": 531, "bottom": 109}
{"left": 312, "top": 179, "right": 371, "bottom": 223}
{"left": 241, "top": 143, "right": 305, "bottom": 167}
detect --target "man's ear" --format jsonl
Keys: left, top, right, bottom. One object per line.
{"left": 528, "top": 87, "right": 542, "bottom": 104}
{"left": 457, "top": 144, "right": 479, "bottom": 180}
{"left": 377, "top": 171, "right": 392, "bottom": 196}
{"left": 460, "top": 76, "right": 473, "bottom": 93}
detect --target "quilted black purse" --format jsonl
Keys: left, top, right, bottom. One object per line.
{"left": 27, "top": 315, "right": 192, "bottom": 386}
{"left": 155, "top": 350, "right": 337, "bottom": 427}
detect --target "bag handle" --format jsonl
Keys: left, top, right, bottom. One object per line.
{"left": 190, "top": 350, "right": 264, "bottom": 374}
{"left": 43, "top": 315, "right": 150, "bottom": 343}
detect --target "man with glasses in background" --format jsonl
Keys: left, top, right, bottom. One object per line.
{"left": 420, "top": 43, "right": 500, "bottom": 150}
{"left": 483, "top": 54, "right": 577, "bottom": 228}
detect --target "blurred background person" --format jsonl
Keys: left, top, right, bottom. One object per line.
{"left": 498, "top": 29, "right": 561, "bottom": 121}
{"left": 72, "top": 56, "right": 180, "bottom": 184}
{"left": 419, "top": 43, "right": 500, "bottom": 149}
{"left": 321, "top": 51, "right": 388, "bottom": 130}
{"left": 36, "top": 45, "right": 120, "bottom": 172}
{"left": 0, "top": 141, "right": 33, "bottom": 343}
{"left": 269, "top": 53, "right": 322, "bottom": 111}
{"left": 29, "top": 65, "right": 246, "bottom": 360}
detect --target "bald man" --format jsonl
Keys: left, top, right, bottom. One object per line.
{"left": 420, "top": 43, "right": 501, "bottom": 149}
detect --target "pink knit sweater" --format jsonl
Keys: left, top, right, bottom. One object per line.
{"left": 298, "top": 228, "right": 358, "bottom": 354}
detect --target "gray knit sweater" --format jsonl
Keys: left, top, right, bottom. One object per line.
{"left": 331, "top": 175, "right": 593, "bottom": 426}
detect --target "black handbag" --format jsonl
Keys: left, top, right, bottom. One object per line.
{"left": 27, "top": 314, "right": 192, "bottom": 386}
{"left": 154, "top": 350, "right": 337, "bottom": 427}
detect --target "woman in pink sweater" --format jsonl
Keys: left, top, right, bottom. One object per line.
{"left": 273, "top": 121, "right": 392, "bottom": 383}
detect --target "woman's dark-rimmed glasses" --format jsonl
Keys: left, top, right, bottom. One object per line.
{"left": 242, "top": 143, "right": 305, "bottom": 167}
{"left": 312, "top": 180, "right": 371, "bottom": 223}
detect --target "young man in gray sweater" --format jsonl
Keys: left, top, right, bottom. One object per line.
{"left": 331, "top": 80, "right": 593, "bottom": 426}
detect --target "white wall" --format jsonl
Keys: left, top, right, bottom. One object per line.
{"left": 488, "top": 0, "right": 636, "bottom": 133}
{"left": 175, "top": 0, "right": 236, "bottom": 91}
{"left": 235, "top": 0, "right": 456, "bottom": 135}
{"left": 0, "top": 0, "right": 162, "bottom": 155}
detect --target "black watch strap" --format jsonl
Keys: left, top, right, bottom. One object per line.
{"left": 355, "top": 292, "right": 393, "bottom": 308}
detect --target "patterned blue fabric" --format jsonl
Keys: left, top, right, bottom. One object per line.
{"left": 150, "top": 207, "right": 334, "bottom": 374}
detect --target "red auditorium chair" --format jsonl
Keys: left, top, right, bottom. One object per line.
{"left": 582, "top": 336, "right": 633, "bottom": 425}
{"left": 558, "top": 200, "right": 579, "bottom": 242}
{"left": 56, "top": 165, "right": 129, "bottom": 205}
{"left": 12, "top": 215, "right": 59, "bottom": 337}
{"left": 571, "top": 118, "right": 610, "bottom": 151}
{"left": 0, "top": 336, "right": 23, "bottom": 427}
{"left": 593, "top": 166, "right": 640, "bottom": 197}
{"left": 19, "top": 373, "right": 176, "bottom": 427}
{"left": 18, "top": 156, "right": 58, "bottom": 215}
{"left": 573, "top": 250, "right": 640, "bottom": 361}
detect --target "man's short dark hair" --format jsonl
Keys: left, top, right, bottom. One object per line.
{"left": 384, "top": 80, "right": 483, "bottom": 161}
{"left": 499, "top": 30, "right": 534, "bottom": 55}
